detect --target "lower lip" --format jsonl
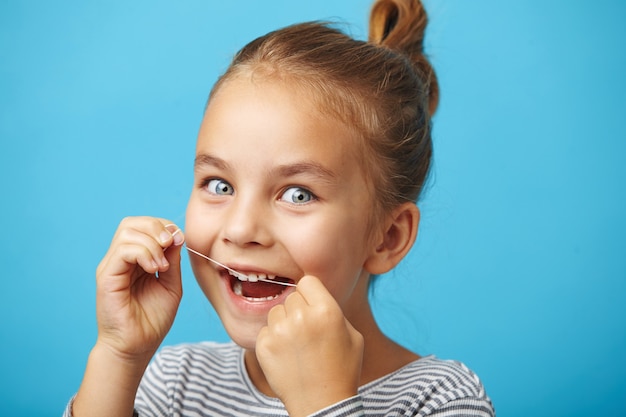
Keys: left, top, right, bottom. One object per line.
{"left": 220, "top": 271, "right": 294, "bottom": 314}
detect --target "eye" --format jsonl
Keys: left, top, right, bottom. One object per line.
{"left": 205, "top": 179, "right": 234, "bottom": 196}
{"left": 280, "top": 187, "right": 315, "bottom": 204}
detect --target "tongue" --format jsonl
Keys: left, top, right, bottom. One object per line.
{"left": 241, "top": 280, "right": 284, "bottom": 298}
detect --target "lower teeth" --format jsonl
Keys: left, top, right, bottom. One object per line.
{"left": 232, "top": 281, "right": 280, "bottom": 301}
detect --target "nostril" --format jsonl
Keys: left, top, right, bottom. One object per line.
{"left": 220, "top": 199, "right": 273, "bottom": 247}
{"left": 223, "top": 237, "right": 264, "bottom": 248}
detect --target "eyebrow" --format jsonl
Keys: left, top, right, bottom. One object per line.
{"left": 274, "top": 161, "right": 338, "bottom": 182}
{"left": 194, "top": 154, "right": 229, "bottom": 172}
{"left": 194, "top": 153, "right": 337, "bottom": 182}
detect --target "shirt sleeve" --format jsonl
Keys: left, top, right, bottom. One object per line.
{"left": 61, "top": 395, "right": 75, "bottom": 417}
{"left": 62, "top": 395, "right": 140, "bottom": 417}
{"left": 428, "top": 397, "right": 495, "bottom": 417}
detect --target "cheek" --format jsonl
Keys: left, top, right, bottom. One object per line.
{"left": 282, "top": 221, "right": 368, "bottom": 298}
{"left": 185, "top": 201, "right": 222, "bottom": 293}
{"left": 185, "top": 198, "right": 216, "bottom": 248}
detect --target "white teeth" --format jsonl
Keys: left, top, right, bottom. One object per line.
{"left": 244, "top": 294, "right": 280, "bottom": 302}
{"left": 233, "top": 281, "right": 243, "bottom": 296}
{"left": 255, "top": 294, "right": 280, "bottom": 301}
{"left": 227, "top": 269, "right": 278, "bottom": 283}
{"left": 228, "top": 270, "right": 249, "bottom": 281}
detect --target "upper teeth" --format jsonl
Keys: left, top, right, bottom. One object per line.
{"left": 228, "top": 270, "right": 276, "bottom": 282}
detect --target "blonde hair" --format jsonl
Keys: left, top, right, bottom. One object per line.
{"left": 209, "top": 0, "right": 438, "bottom": 219}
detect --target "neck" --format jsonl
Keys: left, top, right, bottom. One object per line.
{"left": 344, "top": 290, "right": 420, "bottom": 386}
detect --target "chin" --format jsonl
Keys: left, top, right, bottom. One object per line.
{"left": 207, "top": 269, "right": 297, "bottom": 350}
{"left": 224, "top": 323, "right": 263, "bottom": 351}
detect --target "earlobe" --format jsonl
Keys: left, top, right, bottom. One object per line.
{"left": 365, "top": 202, "right": 420, "bottom": 275}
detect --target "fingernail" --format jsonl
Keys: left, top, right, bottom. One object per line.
{"left": 172, "top": 229, "right": 185, "bottom": 246}
{"left": 166, "top": 224, "right": 184, "bottom": 246}
{"left": 159, "top": 230, "right": 172, "bottom": 244}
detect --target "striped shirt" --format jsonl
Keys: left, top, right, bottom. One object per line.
{"left": 132, "top": 342, "right": 494, "bottom": 416}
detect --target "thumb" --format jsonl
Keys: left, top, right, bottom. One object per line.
{"left": 296, "top": 275, "right": 333, "bottom": 306}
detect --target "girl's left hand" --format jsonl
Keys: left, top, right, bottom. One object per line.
{"left": 255, "top": 275, "right": 364, "bottom": 417}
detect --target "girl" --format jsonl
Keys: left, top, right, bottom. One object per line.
{"left": 66, "top": 0, "right": 494, "bottom": 415}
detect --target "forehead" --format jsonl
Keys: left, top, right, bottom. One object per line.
{"left": 198, "top": 76, "right": 360, "bottom": 166}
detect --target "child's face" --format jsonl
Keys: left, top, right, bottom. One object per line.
{"left": 186, "top": 76, "right": 377, "bottom": 349}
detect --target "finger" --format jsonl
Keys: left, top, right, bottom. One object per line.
{"left": 117, "top": 226, "right": 172, "bottom": 269}
{"left": 99, "top": 243, "right": 161, "bottom": 288}
{"left": 255, "top": 326, "right": 271, "bottom": 358}
{"left": 128, "top": 217, "right": 184, "bottom": 250}
{"left": 103, "top": 218, "right": 183, "bottom": 271}
{"left": 114, "top": 217, "right": 183, "bottom": 250}
{"left": 295, "top": 275, "right": 334, "bottom": 306}
{"left": 157, "top": 243, "right": 183, "bottom": 298}
{"left": 283, "top": 290, "right": 306, "bottom": 314}
{"left": 266, "top": 304, "right": 286, "bottom": 327}
{"left": 100, "top": 217, "right": 167, "bottom": 270}
{"left": 102, "top": 229, "right": 170, "bottom": 275}
{"left": 160, "top": 220, "right": 185, "bottom": 248}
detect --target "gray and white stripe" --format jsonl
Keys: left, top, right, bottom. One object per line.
{"left": 130, "top": 342, "right": 494, "bottom": 417}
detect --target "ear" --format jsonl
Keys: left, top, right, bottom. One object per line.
{"left": 364, "top": 202, "right": 420, "bottom": 275}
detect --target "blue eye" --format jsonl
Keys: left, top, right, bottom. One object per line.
{"left": 281, "top": 187, "right": 314, "bottom": 204}
{"left": 206, "top": 179, "right": 234, "bottom": 195}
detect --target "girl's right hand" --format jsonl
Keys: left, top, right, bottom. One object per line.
{"left": 94, "top": 216, "right": 184, "bottom": 362}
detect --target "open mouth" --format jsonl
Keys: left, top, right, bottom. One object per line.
{"left": 226, "top": 269, "right": 295, "bottom": 301}
{"left": 184, "top": 246, "right": 296, "bottom": 301}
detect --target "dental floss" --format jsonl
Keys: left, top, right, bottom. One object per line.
{"left": 184, "top": 245, "right": 297, "bottom": 288}
{"left": 164, "top": 224, "right": 296, "bottom": 288}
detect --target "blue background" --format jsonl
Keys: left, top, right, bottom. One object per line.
{"left": 1, "top": 1, "right": 625, "bottom": 415}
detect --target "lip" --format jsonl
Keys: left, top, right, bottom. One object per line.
{"left": 217, "top": 265, "right": 296, "bottom": 314}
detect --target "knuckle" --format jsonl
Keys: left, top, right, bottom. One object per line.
{"left": 315, "top": 303, "right": 338, "bottom": 321}
{"left": 119, "top": 216, "right": 136, "bottom": 227}
{"left": 267, "top": 304, "right": 283, "bottom": 323}
{"left": 256, "top": 326, "right": 268, "bottom": 341}
{"left": 117, "top": 227, "right": 132, "bottom": 241}
{"left": 289, "top": 309, "right": 306, "bottom": 327}
{"left": 352, "top": 328, "right": 365, "bottom": 347}
{"left": 138, "top": 244, "right": 153, "bottom": 259}
{"left": 255, "top": 328, "right": 272, "bottom": 354}
{"left": 96, "top": 263, "right": 105, "bottom": 277}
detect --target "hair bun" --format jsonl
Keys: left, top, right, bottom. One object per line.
{"left": 369, "top": 0, "right": 439, "bottom": 115}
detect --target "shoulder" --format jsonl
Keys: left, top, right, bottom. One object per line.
{"left": 404, "top": 355, "right": 488, "bottom": 397}
{"left": 361, "top": 356, "right": 495, "bottom": 416}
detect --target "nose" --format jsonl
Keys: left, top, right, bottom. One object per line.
{"left": 221, "top": 193, "right": 272, "bottom": 248}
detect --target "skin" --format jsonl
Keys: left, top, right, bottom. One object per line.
{"left": 73, "top": 218, "right": 185, "bottom": 417}
{"left": 72, "top": 74, "right": 421, "bottom": 417}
